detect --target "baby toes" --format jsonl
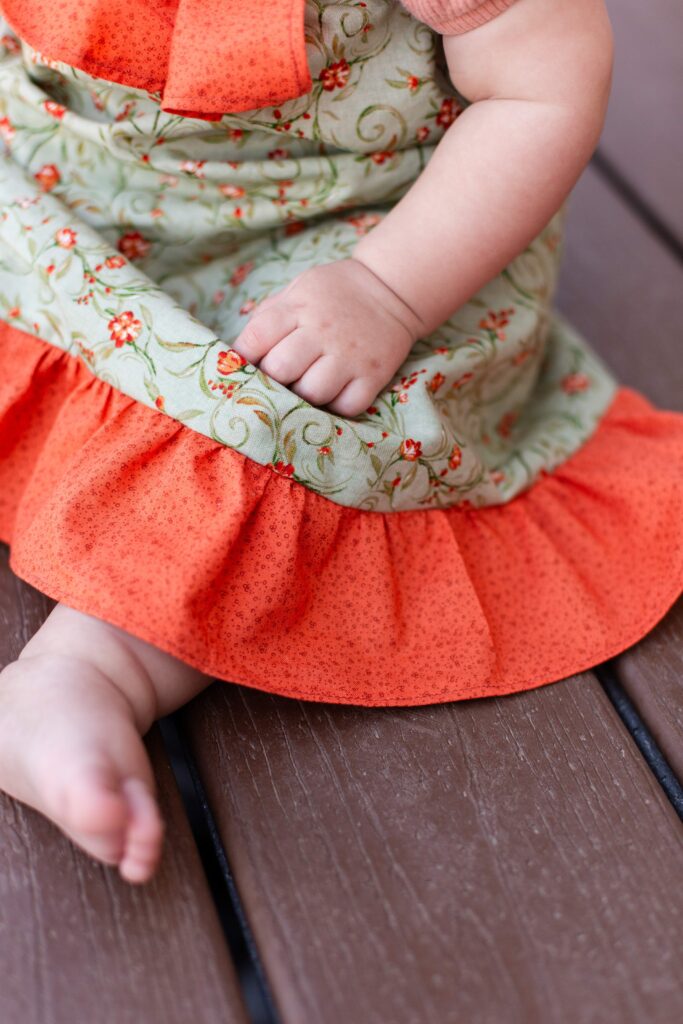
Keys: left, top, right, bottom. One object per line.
{"left": 53, "top": 762, "right": 131, "bottom": 866}
{"left": 118, "top": 778, "right": 165, "bottom": 884}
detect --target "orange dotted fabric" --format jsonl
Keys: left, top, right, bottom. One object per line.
{"left": 0, "top": 0, "right": 312, "bottom": 118}
{"left": 1, "top": 0, "right": 518, "bottom": 121}
{"left": 1, "top": 324, "right": 682, "bottom": 706}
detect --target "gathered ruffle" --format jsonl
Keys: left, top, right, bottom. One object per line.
{"left": 1, "top": 326, "right": 682, "bottom": 706}
{"left": 0, "top": 0, "right": 311, "bottom": 119}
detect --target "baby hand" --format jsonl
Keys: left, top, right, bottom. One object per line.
{"left": 230, "top": 257, "right": 424, "bottom": 418}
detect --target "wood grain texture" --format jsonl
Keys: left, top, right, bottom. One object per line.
{"left": 178, "top": 25, "right": 683, "bottom": 1022}
{"left": 615, "top": 598, "right": 683, "bottom": 781}
{"left": 601, "top": 0, "right": 683, "bottom": 238}
{"left": 0, "top": 546, "right": 248, "bottom": 1024}
{"left": 568, "top": 0, "right": 683, "bottom": 782}
{"left": 556, "top": 165, "right": 683, "bottom": 409}
{"left": 183, "top": 679, "right": 683, "bottom": 1024}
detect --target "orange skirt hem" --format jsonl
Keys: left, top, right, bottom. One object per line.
{"left": 2, "top": 324, "right": 683, "bottom": 706}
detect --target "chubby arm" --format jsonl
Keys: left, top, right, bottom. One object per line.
{"left": 352, "top": 0, "right": 614, "bottom": 335}
{"left": 232, "top": 0, "right": 613, "bottom": 417}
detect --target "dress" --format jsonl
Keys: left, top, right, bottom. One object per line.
{"left": 0, "top": 0, "right": 681, "bottom": 705}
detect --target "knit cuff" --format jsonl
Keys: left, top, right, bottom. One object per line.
{"left": 406, "top": 0, "right": 517, "bottom": 35}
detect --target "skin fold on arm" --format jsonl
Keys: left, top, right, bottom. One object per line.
{"left": 231, "top": 0, "right": 614, "bottom": 418}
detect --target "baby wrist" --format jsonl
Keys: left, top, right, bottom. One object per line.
{"left": 349, "top": 250, "right": 427, "bottom": 339}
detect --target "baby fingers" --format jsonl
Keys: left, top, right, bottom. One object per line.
{"left": 231, "top": 304, "right": 299, "bottom": 363}
{"left": 291, "top": 355, "right": 352, "bottom": 409}
{"left": 258, "top": 329, "right": 322, "bottom": 385}
{"left": 326, "top": 377, "right": 380, "bottom": 418}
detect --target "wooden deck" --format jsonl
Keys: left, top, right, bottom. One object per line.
{"left": 1, "top": 1, "right": 681, "bottom": 1021}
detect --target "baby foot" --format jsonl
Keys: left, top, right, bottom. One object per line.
{"left": 0, "top": 652, "right": 164, "bottom": 883}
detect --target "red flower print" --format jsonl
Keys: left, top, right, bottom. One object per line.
{"left": 561, "top": 372, "right": 590, "bottom": 394}
{"left": 435, "top": 97, "right": 462, "bottom": 129}
{"left": 7, "top": 306, "right": 20, "bottom": 318}
{"left": 400, "top": 438, "right": 422, "bottom": 461}
{"left": 219, "top": 183, "right": 245, "bottom": 199}
{"left": 490, "top": 470, "right": 505, "bottom": 485}
{"left": 268, "top": 148, "right": 289, "bottom": 160}
{"left": 217, "top": 349, "right": 247, "bottom": 375}
{"left": 370, "top": 151, "right": 395, "bottom": 165}
{"left": 406, "top": 75, "right": 420, "bottom": 91}
{"left": 319, "top": 59, "right": 351, "bottom": 91}
{"left": 479, "top": 307, "right": 514, "bottom": 340}
{"left": 105, "top": 254, "right": 126, "bottom": 269}
{"left": 318, "top": 446, "right": 332, "bottom": 456}
{"left": 285, "top": 221, "right": 305, "bottom": 236}
{"left": 108, "top": 310, "right": 142, "bottom": 347}
{"left": 180, "top": 159, "right": 206, "bottom": 177}
{"left": 240, "top": 299, "right": 257, "bottom": 315}
{"left": 416, "top": 126, "right": 430, "bottom": 143}
{"left": 0, "top": 34, "right": 21, "bottom": 54}
{"left": 428, "top": 372, "right": 445, "bottom": 393}
{"left": 512, "top": 349, "right": 532, "bottom": 366}
{"left": 366, "top": 405, "right": 379, "bottom": 415}
{"left": 55, "top": 227, "right": 77, "bottom": 249}
{"left": 270, "top": 461, "right": 295, "bottom": 477}
{"left": 452, "top": 371, "right": 474, "bottom": 390}
{"left": 448, "top": 445, "right": 462, "bottom": 470}
{"left": 155, "top": 395, "right": 165, "bottom": 411}
{"left": 43, "top": 100, "right": 66, "bottom": 119}
{"left": 229, "top": 261, "right": 254, "bottom": 287}
{"left": 496, "top": 410, "right": 518, "bottom": 439}
{"left": 346, "top": 213, "right": 381, "bottom": 236}
{"left": 0, "top": 117, "right": 15, "bottom": 142}
{"left": 117, "top": 231, "right": 150, "bottom": 261}
{"left": 114, "top": 101, "right": 136, "bottom": 122}
{"left": 34, "top": 163, "right": 60, "bottom": 192}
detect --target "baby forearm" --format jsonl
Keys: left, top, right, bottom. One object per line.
{"left": 352, "top": 96, "right": 601, "bottom": 336}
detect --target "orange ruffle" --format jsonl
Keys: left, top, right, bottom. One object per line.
{"left": 1, "top": 324, "right": 682, "bottom": 706}
{"left": 1, "top": 0, "right": 312, "bottom": 119}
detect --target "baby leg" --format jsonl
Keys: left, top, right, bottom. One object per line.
{"left": 0, "top": 602, "right": 210, "bottom": 883}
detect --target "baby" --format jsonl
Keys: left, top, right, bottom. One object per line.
{"left": 0, "top": 0, "right": 613, "bottom": 882}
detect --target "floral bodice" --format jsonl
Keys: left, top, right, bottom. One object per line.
{"left": 0, "top": 1, "right": 616, "bottom": 511}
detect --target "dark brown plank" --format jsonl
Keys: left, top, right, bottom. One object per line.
{"left": 557, "top": 135, "right": 683, "bottom": 775}
{"left": 616, "top": 598, "right": 683, "bottom": 781}
{"left": 557, "top": 164, "right": 683, "bottom": 409}
{"left": 183, "top": 680, "right": 683, "bottom": 1024}
{"left": 177, "top": 66, "right": 683, "bottom": 1024}
{"left": 602, "top": 0, "right": 683, "bottom": 237}
{"left": 0, "top": 546, "right": 248, "bottom": 1024}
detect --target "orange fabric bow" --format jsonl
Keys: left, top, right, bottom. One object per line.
{"left": 1, "top": 0, "right": 312, "bottom": 119}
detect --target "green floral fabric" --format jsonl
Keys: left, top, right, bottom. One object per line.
{"left": 0, "top": 1, "right": 617, "bottom": 512}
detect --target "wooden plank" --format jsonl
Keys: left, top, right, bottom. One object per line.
{"left": 183, "top": 679, "right": 683, "bottom": 1024}
{"left": 601, "top": 0, "right": 683, "bottom": 237}
{"left": 0, "top": 546, "right": 248, "bottom": 1024}
{"left": 557, "top": 164, "right": 683, "bottom": 409}
{"left": 176, "top": 72, "right": 683, "bottom": 1023}
{"left": 561, "top": 0, "right": 683, "bottom": 819}
{"left": 615, "top": 598, "right": 683, "bottom": 781}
